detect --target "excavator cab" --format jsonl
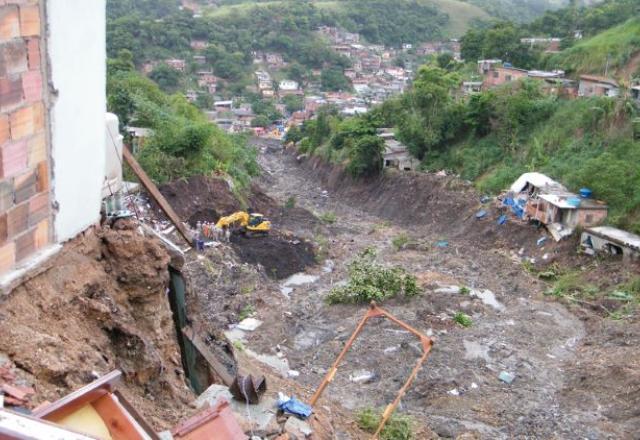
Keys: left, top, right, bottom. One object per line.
{"left": 246, "top": 213, "right": 271, "bottom": 235}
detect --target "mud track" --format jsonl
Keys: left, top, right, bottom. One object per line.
{"left": 235, "top": 138, "right": 639, "bottom": 439}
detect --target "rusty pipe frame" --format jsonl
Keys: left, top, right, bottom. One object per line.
{"left": 309, "top": 301, "right": 434, "bottom": 439}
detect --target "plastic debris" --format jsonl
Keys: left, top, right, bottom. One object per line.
{"left": 436, "top": 241, "right": 449, "bottom": 248}
{"left": 475, "top": 210, "right": 487, "bottom": 219}
{"left": 448, "top": 388, "right": 460, "bottom": 396}
{"left": 499, "top": 371, "right": 515, "bottom": 384}
{"left": 537, "top": 237, "right": 547, "bottom": 246}
{"left": 278, "top": 393, "right": 312, "bottom": 418}
{"left": 497, "top": 215, "right": 507, "bottom": 225}
{"left": 349, "top": 370, "right": 377, "bottom": 384}
{"left": 480, "top": 195, "right": 492, "bottom": 204}
{"left": 237, "top": 318, "right": 262, "bottom": 332}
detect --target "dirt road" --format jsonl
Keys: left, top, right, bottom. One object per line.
{"left": 231, "top": 139, "right": 638, "bottom": 439}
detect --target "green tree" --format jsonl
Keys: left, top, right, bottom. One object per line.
{"left": 347, "top": 135, "right": 384, "bottom": 177}
{"left": 149, "top": 64, "right": 181, "bottom": 92}
{"left": 321, "top": 68, "right": 352, "bottom": 92}
{"left": 282, "top": 95, "right": 304, "bottom": 114}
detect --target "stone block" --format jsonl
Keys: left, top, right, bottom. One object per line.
{"left": 13, "top": 168, "right": 35, "bottom": 203}
{"left": 28, "top": 190, "right": 47, "bottom": 225}
{"left": 9, "top": 105, "right": 34, "bottom": 140}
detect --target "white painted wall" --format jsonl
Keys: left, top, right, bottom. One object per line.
{"left": 47, "top": 0, "right": 106, "bottom": 242}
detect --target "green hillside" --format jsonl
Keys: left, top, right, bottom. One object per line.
{"left": 206, "top": 0, "right": 489, "bottom": 38}
{"left": 546, "top": 18, "right": 640, "bottom": 77}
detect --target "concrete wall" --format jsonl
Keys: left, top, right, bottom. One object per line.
{"left": 47, "top": 0, "right": 106, "bottom": 242}
{"left": 581, "top": 231, "right": 640, "bottom": 261}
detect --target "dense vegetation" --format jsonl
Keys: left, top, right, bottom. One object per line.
{"left": 294, "top": 66, "right": 640, "bottom": 232}
{"left": 461, "top": 0, "right": 640, "bottom": 73}
{"left": 107, "top": 52, "right": 259, "bottom": 186}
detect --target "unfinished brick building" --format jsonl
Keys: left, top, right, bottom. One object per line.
{"left": 0, "top": 0, "right": 107, "bottom": 288}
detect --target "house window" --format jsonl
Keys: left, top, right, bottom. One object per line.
{"left": 506, "top": 75, "right": 512, "bottom": 81}
{"left": 585, "top": 214, "right": 593, "bottom": 224}
{"left": 492, "top": 71, "right": 499, "bottom": 78}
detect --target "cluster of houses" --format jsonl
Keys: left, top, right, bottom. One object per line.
{"left": 466, "top": 58, "right": 638, "bottom": 102}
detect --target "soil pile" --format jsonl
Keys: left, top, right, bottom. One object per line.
{"left": 158, "top": 175, "right": 242, "bottom": 226}
{"left": 0, "top": 224, "right": 194, "bottom": 430}
{"left": 230, "top": 234, "right": 316, "bottom": 279}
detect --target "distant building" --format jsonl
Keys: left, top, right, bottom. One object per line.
{"left": 165, "top": 59, "right": 186, "bottom": 72}
{"left": 461, "top": 81, "right": 483, "bottom": 96}
{"left": 483, "top": 66, "right": 528, "bottom": 88}
{"left": 521, "top": 37, "right": 562, "bottom": 53}
{"left": 193, "top": 55, "right": 206, "bottom": 65}
{"left": 632, "top": 85, "right": 640, "bottom": 102}
{"left": 279, "top": 80, "right": 299, "bottom": 91}
{"left": 477, "top": 59, "right": 502, "bottom": 75}
{"left": 190, "top": 40, "right": 209, "bottom": 51}
{"left": 578, "top": 75, "right": 620, "bottom": 97}
{"left": 214, "top": 100, "right": 233, "bottom": 111}
{"left": 378, "top": 130, "right": 419, "bottom": 171}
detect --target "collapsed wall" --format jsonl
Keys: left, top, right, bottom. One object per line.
{"left": 0, "top": 223, "right": 195, "bottom": 430}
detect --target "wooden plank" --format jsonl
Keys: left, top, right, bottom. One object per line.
{"left": 182, "top": 327, "right": 234, "bottom": 387}
{"left": 112, "top": 390, "right": 160, "bottom": 440}
{"left": 92, "top": 394, "right": 147, "bottom": 440}
{"left": 122, "top": 147, "right": 193, "bottom": 247}
{"left": 32, "top": 371, "right": 121, "bottom": 421}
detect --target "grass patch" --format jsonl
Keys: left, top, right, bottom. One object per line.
{"left": 284, "top": 196, "right": 296, "bottom": 209}
{"left": 392, "top": 233, "right": 410, "bottom": 251}
{"left": 319, "top": 211, "right": 337, "bottom": 224}
{"left": 357, "top": 407, "right": 414, "bottom": 440}
{"left": 327, "top": 248, "right": 420, "bottom": 304}
{"left": 232, "top": 340, "right": 245, "bottom": 352}
{"left": 459, "top": 286, "right": 470, "bottom": 295}
{"left": 453, "top": 312, "right": 472, "bottom": 327}
{"left": 545, "top": 271, "right": 599, "bottom": 299}
{"left": 238, "top": 304, "right": 255, "bottom": 321}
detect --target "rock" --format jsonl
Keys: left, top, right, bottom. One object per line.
{"left": 435, "top": 285, "right": 461, "bottom": 294}
{"left": 238, "top": 318, "right": 263, "bottom": 331}
{"left": 284, "top": 417, "right": 313, "bottom": 438}
{"left": 349, "top": 369, "right": 377, "bottom": 384}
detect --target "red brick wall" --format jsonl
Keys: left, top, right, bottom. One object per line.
{"left": 0, "top": 0, "right": 50, "bottom": 274}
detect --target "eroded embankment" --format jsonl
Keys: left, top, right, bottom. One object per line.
{"left": 0, "top": 224, "right": 194, "bottom": 430}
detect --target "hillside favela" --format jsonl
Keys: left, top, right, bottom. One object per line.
{"left": 0, "top": 0, "right": 639, "bottom": 438}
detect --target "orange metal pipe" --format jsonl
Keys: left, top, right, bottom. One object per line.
{"left": 308, "top": 301, "right": 434, "bottom": 439}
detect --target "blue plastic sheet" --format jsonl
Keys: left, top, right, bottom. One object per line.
{"left": 278, "top": 395, "right": 312, "bottom": 418}
{"left": 497, "top": 215, "right": 507, "bottom": 225}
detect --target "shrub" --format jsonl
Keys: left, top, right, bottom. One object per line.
{"left": 285, "top": 196, "right": 296, "bottom": 209}
{"left": 454, "top": 312, "right": 472, "bottom": 327}
{"left": 238, "top": 304, "right": 255, "bottom": 321}
{"left": 357, "top": 408, "right": 414, "bottom": 440}
{"left": 392, "top": 233, "right": 410, "bottom": 250}
{"left": 327, "top": 249, "right": 420, "bottom": 304}
{"left": 319, "top": 211, "right": 337, "bottom": 224}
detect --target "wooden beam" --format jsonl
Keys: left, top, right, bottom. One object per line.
{"left": 122, "top": 147, "right": 193, "bottom": 247}
{"left": 182, "top": 327, "right": 234, "bottom": 387}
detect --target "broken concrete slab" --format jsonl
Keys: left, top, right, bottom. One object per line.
{"left": 196, "top": 384, "right": 280, "bottom": 435}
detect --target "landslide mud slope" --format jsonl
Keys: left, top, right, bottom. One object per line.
{"left": 0, "top": 224, "right": 195, "bottom": 430}
{"left": 236, "top": 139, "right": 640, "bottom": 439}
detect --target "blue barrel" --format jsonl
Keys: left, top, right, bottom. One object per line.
{"left": 579, "top": 188, "right": 593, "bottom": 198}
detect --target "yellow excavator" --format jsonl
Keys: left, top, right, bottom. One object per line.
{"left": 215, "top": 211, "right": 271, "bottom": 236}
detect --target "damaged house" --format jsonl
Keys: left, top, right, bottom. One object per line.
{"left": 581, "top": 226, "right": 640, "bottom": 261}
{"left": 378, "top": 130, "right": 419, "bottom": 171}
{"left": 506, "top": 173, "right": 608, "bottom": 240}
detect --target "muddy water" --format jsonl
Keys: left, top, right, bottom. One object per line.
{"left": 240, "top": 141, "right": 623, "bottom": 439}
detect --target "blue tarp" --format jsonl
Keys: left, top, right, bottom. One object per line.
{"left": 503, "top": 197, "right": 526, "bottom": 219}
{"left": 278, "top": 395, "right": 312, "bottom": 419}
{"left": 497, "top": 215, "right": 507, "bottom": 225}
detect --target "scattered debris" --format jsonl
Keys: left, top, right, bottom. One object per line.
{"left": 475, "top": 210, "right": 487, "bottom": 219}
{"left": 348, "top": 370, "right": 377, "bottom": 384}
{"left": 237, "top": 318, "right": 263, "bottom": 332}
{"left": 436, "top": 240, "right": 449, "bottom": 248}
{"left": 499, "top": 371, "right": 516, "bottom": 384}
{"left": 537, "top": 237, "right": 548, "bottom": 246}
{"left": 448, "top": 388, "right": 460, "bottom": 396}
{"left": 278, "top": 393, "right": 312, "bottom": 419}
{"left": 172, "top": 399, "right": 246, "bottom": 440}
{"left": 284, "top": 416, "right": 313, "bottom": 438}
{"left": 230, "top": 374, "right": 267, "bottom": 404}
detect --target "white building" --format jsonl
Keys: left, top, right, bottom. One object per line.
{"left": 279, "top": 80, "right": 299, "bottom": 91}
